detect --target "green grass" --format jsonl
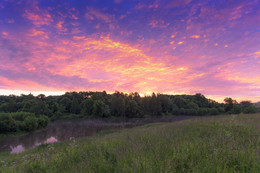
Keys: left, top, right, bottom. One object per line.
{"left": 0, "top": 114, "right": 259, "bottom": 172}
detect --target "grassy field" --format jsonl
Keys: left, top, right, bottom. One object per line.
{"left": 0, "top": 114, "right": 259, "bottom": 173}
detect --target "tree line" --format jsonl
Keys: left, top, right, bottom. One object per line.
{"left": 0, "top": 91, "right": 259, "bottom": 133}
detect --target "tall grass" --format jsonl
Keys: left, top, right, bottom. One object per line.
{"left": 0, "top": 114, "right": 259, "bottom": 172}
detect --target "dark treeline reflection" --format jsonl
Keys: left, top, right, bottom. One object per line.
{"left": 0, "top": 91, "right": 259, "bottom": 121}
{"left": 0, "top": 120, "right": 124, "bottom": 153}
{"left": 0, "top": 116, "right": 196, "bottom": 153}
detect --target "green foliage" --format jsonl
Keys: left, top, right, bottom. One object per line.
{"left": 158, "top": 95, "right": 171, "bottom": 113}
{"left": 110, "top": 93, "right": 126, "bottom": 117}
{"left": 240, "top": 101, "right": 252, "bottom": 110}
{"left": 209, "top": 108, "right": 220, "bottom": 115}
{"left": 0, "top": 112, "right": 49, "bottom": 133}
{"left": 0, "top": 92, "right": 257, "bottom": 120}
{"left": 22, "top": 116, "right": 38, "bottom": 131}
{"left": 197, "top": 108, "right": 209, "bottom": 116}
{"left": 125, "top": 99, "right": 139, "bottom": 118}
{"left": 103, "top": 105, "right": 111, "bottom": 117}
{"left": 60, "top": 97, "right": 72, "bottom": 113}
{"left": 186, "top": 102, "right": 199, "bottom": 109}
{"left": 93, "top": 100, "right": 105, "bottom": 117}
{"left": 171, "top": 104, "right": 179, "bottom": 115}
{"left": 185, "top": 109, "right": 197, "bottom": 115}
{"left": 0, "top": 113, "right": 16, "bottom": 133}
{"left": 0, "top": 102, "right": 18, "bottom": 112}
{"left": 37, "top": 115, "right": 50, "bottom": 129}
{"left": 224, "top": 97, "right": 237, "bottom": 112}
{"left": 240, "top": 101, "right": 258, "bottom": 114}
{"left": 179, "top": 108, "right": 186, "bottom": 115}
{"left": 70, "top": 98, "right": 81, "bottom": 114}
{"left": 231, "top": 104, "right": 242, "bottom": 114}
{"left": 172, "top": 96, "right": 187, "bottom": 108}
{"left": 11, "top": 111, "right": 35, "bottom": 121}
{"left": 149, "top": 93, "right": 162, "bottom": 116}
{"left": 81, "top": 98, "right": 94, "bottom": 116}
{"left": 244, "top": 105, "right": 257, "bottom": 114}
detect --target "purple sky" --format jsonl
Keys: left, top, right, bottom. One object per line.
{"left": 0, "top": 0, "right": 260, "bottom": 102}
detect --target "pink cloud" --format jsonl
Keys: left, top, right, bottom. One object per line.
{"left": 85, "top": 7, "right": 114, "bottom": 23}
{"left": 24, "top": 10, "right": 53, "bottom": 26}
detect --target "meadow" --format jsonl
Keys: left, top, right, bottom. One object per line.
{"left": 0, "top": 113, "right": 259, "bottom": 172}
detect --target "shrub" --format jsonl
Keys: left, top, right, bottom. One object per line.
{"left": 185, "top": 109, "right": 197, "bottom": 115}
{"left": 179, "top": 108, "right": 186, "bottom": 115}
{"left": 93, "top": 100, "right": 105, "bottom": 117}
{"left": 232, "top": 104, "right": 241, "bottom": 114}
{"left": 171, "top": 108, "right": 179, "bottom": 115}
{"left": 11, "top": 112, "right": 35, "bottom": 121}
{"left": 243, "top": 106, "right": 257, "bottom": 114}
{"left": 23, "top": 116, "right": 38, "bottom": 131}
{"left": 197, "top": 108, "right": 209, "bottom": 116}
{"left": 0, "top": 113, "right": 17, "bottom": 133}
{"left": 37, "top": 115, "right": 49, "bottom": 129}
{"left": 209, "top": 108, "right": 220, "bottom": 115}
{"left": 186, "top": 102, "right": 199, "bottom": 109}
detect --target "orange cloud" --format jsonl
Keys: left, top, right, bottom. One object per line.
{"left": 24, "top": 10, "right": 53, "bottom": 26}
{"left": 28, "top": 28, "right": 49, "bottom": 39}
{"left": 56, "top": 21, "right": 68, "bottom": 33}
{"left": 254, "top": 51, "right": 260, "bottom": 58}
{"left": 190, "top": 35, "right": 200, "bottom": 39}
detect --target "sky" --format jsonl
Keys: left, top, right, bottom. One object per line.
{"left": 0, "top": 0, "right": 259, "bottom": 102}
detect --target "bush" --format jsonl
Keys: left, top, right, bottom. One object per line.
{"left": 209, "top": 108, "right": 219, "bottom": 115}
{"left": 38, "top": 115, "right": 49, "bottom": 129}
{"left": 0, "top": 113, "right": 17, "bottom": 133}
{"left": 50, "top": 111, "right": 62, "bottom": 120}
{"left": 171, "top": 108, "right": 179, "bottom": 115}
{"left": 93, "top": 100, "right": 105, "bottom": 117}
{"left": 23, "top": 116, "right": 38, "bottom": 131}
{"left": 179, "top": 108, "right": 186, "bottom": 115}
{"left": 217, "top": 106, "right": 225, "bottom": 113}
{"left": 231, "top": 104, "right": 241, "bottom": 114}
{"left": 243, "top": 106, "right": 257, "bottom": 114}
{"left": 0, "top": 112, "right": 49, "bottom": 134}
{"left": 11, "top": 112, "right": 35, "bottom": 121}
{"left": 197, "top": 108, "right": 209, "bottom": 116}
{"left": 185, "top": 109, "right": 197, "bottom": 115}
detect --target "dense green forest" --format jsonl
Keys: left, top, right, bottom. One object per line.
{"left": 0, "top": 91, "right": 259, "bottom": 133}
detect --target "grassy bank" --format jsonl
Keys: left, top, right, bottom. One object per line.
{"left": 0, "top": 114, "right": 259, "bottom": 172}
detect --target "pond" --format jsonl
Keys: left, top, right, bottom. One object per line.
{"left": 0, "top": 116, "right": 198, "bottom": 154}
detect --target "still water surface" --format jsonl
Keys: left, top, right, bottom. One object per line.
{"left": 0, "top": 116, "right": 197, "bottom": 154}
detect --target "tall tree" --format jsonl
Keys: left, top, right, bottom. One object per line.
{"left": 93, "top": 100, "right": 105, "bottom": 117}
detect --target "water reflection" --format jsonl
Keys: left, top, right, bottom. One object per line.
{"left": 10, "top": 145, "right": 25, "bottom": 154}
{"left": 0, "top": 116, "right": 197, "bottom": 154}
{"left": 9, "top": 136, "right": 59, "bottom": 153}
{"left": 45, "top": 136, "right": 58, "bottom": 144}
{"left": 0, "top": 119, "right": 136, "bottom": 153}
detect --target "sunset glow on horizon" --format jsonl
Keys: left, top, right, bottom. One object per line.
{"left": 0, "top": 0, "right": 260, "bottom": 102}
